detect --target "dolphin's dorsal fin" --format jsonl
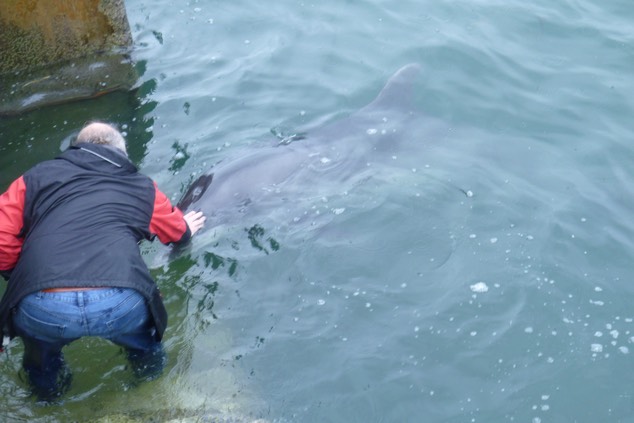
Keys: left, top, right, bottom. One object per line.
{"left": 177, "top": 172, "right": 214, "bottom": 211}
{"left": 363, "top": 64, "right": 422, "bottom": 112}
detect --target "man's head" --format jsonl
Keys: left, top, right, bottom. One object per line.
{"left": 74, "top": 122, "right": 127, "bottom": 155}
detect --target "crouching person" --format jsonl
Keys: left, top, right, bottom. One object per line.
{"left": 0, "top": 122, "right": 206, "bottom": 401}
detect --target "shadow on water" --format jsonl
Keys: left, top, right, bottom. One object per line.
{"left": 0, "top": 68, "right": 158, "bottom": 186}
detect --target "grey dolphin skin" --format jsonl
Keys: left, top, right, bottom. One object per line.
{"left": 177, "top": 64, "right": 439, "bottom": 222}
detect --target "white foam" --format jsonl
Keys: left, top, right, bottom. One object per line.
{"left": 470, "top": 282, "right": 488, "bottom": 293}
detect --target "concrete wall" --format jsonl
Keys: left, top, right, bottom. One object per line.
{"left": 0, "top": 0, "right": 132, "bottom": 74}
{"left": 0, "top": 1, "right": 137, "bottom": 115}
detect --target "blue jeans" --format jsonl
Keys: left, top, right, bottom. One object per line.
{"left": 12, "top": 288, "right": 164, "bottom": 401}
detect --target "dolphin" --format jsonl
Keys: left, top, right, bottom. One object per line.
{"left": 176, "top": 64, "right": 454, "bottom": 226}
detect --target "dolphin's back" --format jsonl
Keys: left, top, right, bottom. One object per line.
{"left": 175, "top": 64, "right": 431, "bottom": 220}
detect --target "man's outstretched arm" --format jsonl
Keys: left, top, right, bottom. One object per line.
{"left": 149, "top": 182, "right": 206, "bottom": 245}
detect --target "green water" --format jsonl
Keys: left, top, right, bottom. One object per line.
{"left": 2, "top": 0, "right": 634, "bottom": 422}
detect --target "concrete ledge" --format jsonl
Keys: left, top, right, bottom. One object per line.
{"left": 0, "top": 1, "right": 136, "bottom": 115}
{"left": 0, "top": 0, "right": 132, "bottom": 74}
{"left": 0, "top": 53, "right": 138, "bottom": 116}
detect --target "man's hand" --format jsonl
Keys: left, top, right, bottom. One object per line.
{"left": 183, "top": 210, "right": 206, "bottom": 236}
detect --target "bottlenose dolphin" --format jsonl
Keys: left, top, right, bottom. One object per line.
{"left": 176, "top": 64, "right": 453, "bottom": 226}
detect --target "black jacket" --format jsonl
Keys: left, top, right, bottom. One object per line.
{"left": 0, "top": 143, "right": 190, "bottom": 342}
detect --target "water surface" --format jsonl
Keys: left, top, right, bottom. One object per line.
{"left": 1, "top": 0, "right": 634, "bottom": 421}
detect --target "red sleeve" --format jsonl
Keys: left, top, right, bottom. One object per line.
{"left": 149, "top": 182, "right": 191, "bottom": 245}
{"left": 0, "top": 176, "right": 26, "bottom": 272}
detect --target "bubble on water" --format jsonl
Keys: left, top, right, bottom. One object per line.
{"left": 594, "top": 331, "right": 603, "bottom": 337}
{"left": 591, "top": 343, "right": 603, "bottom": 353}
{"left": 490, "top": 237, "right": 498, "bottom": 243}
{"left": 525, "top": 327, "right": 534, "bottom": 334}
{"left": 610, "top": 330, "right": 619, "bottom": 339}
{"left": 318, "top": 299, "right": 326, "bottom": 306}
{"left": 414, "top": 326, "right": 420, "bottom": 332}
{"left": 620, "top": 346, "right": 629, "bottom": 354}
{"left": 470, "top": 282, "right": 489, "bottom": 293}
{"left": 367, "top": 128, "right": 378, "bottom": 135}
{"left": 332, "top": 208, "right": 345, "bottom": 215}
{"left": 469, "top": 234, "right": 477, "bottom": 239}
{"left": 470, "top": 331, "right": 477, "bottom": 336}
{"left": 207, "top": 18, "right": 214, "bottom": 24}
{"left": 533, "top": 417, "right": 541, "bottom": 423}
{"left": 320, "top": 157, "right": 331, "bottom": 164}
{"left": 594, "top": 286, "right": 603, "bottom": 292}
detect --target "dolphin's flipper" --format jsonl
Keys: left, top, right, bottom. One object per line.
{"left": 363, "top": 64, "right": 422, "bottom": 112}
{"left": 177, "top": 172, "right": 214, "bottom": 211}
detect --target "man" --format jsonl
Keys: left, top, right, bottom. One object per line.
{"left": 0, "top": 122, "right": 206, "bottom": 401}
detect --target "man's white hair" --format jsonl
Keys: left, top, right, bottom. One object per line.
{"left": 74, "top": 122, "right": 127, "bottom": 155}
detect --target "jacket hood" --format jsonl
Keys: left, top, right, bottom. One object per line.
{"left": 58, "top": 143, "right": 137, "bottom": 174}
